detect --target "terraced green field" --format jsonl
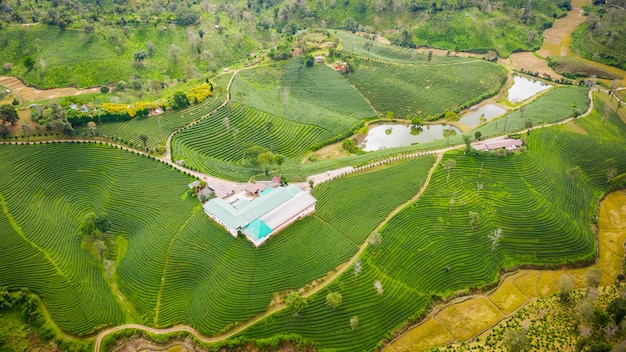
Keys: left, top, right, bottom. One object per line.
{"left": 238, "top": 96, "right": 626, "bottom": 351}
{"left": 172, "top": 59, "right": 376, "bottom": 180}
{"left": 0, "top": 143, "right": 435, "bottom": 340}
{"left": 345, "top": 57, "right": 507, "bottom": 119}
{"left": 336, "top": 31, "right": 475, "bottom": 65}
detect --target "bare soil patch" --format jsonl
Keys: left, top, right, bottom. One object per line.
{"left": 499, "top": 52, "right": 563, "bottom": 80}
{"left": 0, "top": 76, "right": 99, "bottom": 102}
{"left": 537, "top": 0, "right": 589, "bottom": 58}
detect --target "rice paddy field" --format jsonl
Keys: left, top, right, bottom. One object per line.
{"left": 0, "top": 142, "right": 435, "bottom": 341}
{"left": 236, "top": 95, "right": 626, "bottom": 351}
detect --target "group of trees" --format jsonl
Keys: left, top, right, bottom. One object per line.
{"left": 79, "top": 212, "right": 111, "bottom": 260}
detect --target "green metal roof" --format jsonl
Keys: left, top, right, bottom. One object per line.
{"left": 243, "top": 219, "right": 272, "bottom": 241}
{"left": 203, "top": 184, "right": 304, "bottom": 231}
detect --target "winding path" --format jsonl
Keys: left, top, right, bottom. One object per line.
{"left": 0, "top": 52, "right": 606, "bottom": 351}
{"left": 90, "top": 88, "right": 598, "bottom": 351}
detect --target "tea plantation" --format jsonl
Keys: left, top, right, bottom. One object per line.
{"left": 237, "top": 97, "right": 626, "bottom": 351}
{"left": 0, "top": 142, "right": 435, "bottom": 340}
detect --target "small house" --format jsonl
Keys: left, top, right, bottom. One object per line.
{"left": 474, "top": 139, "right": 523, "bottom": 152}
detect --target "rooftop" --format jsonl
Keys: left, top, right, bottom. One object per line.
{"left": 203, "top": 184, "right": 308, "bottom": 231}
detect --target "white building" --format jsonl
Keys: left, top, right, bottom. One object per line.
{"left": 203, "top": 185, "right": 316, "bottom": 246}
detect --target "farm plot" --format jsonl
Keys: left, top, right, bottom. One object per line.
{"left": 0, "top": 142, "right": 435, "bottom": 339}
{"left": 173, "top": 59, "right": 376, "bottom": 180}
{"left": 346, "top": 59, "right": 507, "bottom": 119}
{"left": 335, "top": 31, "right": 474, "bottom": 65}
{"left": 76, "top": 90, "right": 225, "bottom": 150}
{"left": 153, "top": 156, "right": 436, "bottom": 335}
{"left": 171, "top": 104, "right": 332, "bottom": 179}
{"left": 377, "top": 127, "right": 625, "bottom": 297}
{"left": 235, "top": 102, "right": 626, "bottom": 351}
{"left": 473, "top": 86, "right": 590, "bottom": 138}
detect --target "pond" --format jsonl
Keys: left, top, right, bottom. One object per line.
{"left": 361, "top": 123, "right": 461, "bottom": 151}
{"left": 459, "top": 104, "right": 507, "bottom": 127}
{"left": 507, "top": 75, "right": 551, "bottom": 103}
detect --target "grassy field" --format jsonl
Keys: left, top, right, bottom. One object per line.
{"left": 234, "top": 93, "right": 626, "bottom": 351}
{"left": 0, "top": 142, "right": 435, "bottom": 342}
{"left": 547, "top": 56, "right": 623, "bottom": 80}
{"left": 0, "top": 25, "right": 256, "bottom": 88}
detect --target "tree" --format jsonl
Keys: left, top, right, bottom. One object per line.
{"left": 133, "top": 50, "right": 148, "bottom": 63}
{"left": 607, "top": 297, "right": 626, "bottom": 325}
{"left": 519, "top": 105, "right": 525, "bottom": 119}
{"left": 469, "top": 211, "right": 479, "bottom": 230}
{"left": 369, "top": 232, "right": 382, "bottom": 254}
{"left": 350, "top": 316, "right": 359, "bottom": 330}
{"left": 87, "top": 121, "right": 97, "bottom": 135}
{"left": 222, "top": 117, "right": 230, "bottom": 133}
{"left": 274, "top": 154, "right": 285, "bottom": 172}
{"left": 524, "top": 119, "right": 533, "bottom": 130}
{"left": 284, "top": 291, "right": 307, "bottom": 316}
{"left": 474, "top": 130, "right": 482, "bottom": 141}
{"left": 427, "top": 50, "right": 433, "bottom": 62}
{"left": 265, "top": 121, "right": 274, "bottom": 151}
{"left": 93, "top": 240, "right": 107, "bottom": 260}
{"left": 139, "top": 134, "right": 148, "bottom": 150}
{"left": 100, "top": 86, "right": 109, "bottom": 94}
{"left": 0, "top": 122, "right": 10, "bottom": 139}
{"left": 23, "top": 56, "right": 35, "bottom": 70}
{"left": 463, "top": 135, "right": 472, "bottom": 154}
{"left": 443, "top": 128, "right": 457, "bottom": 145}
{"left": 444, "top": 110, "right": 459, "bottom": 121}
{"left": 585, "top": 268, "right": 602, "bottom": 288}
{"left": 557, "top": 274, "right": 574, "bottom": 303}
{"left": 305, "top": 54, "right": 314, "bottom": 67}
{"left": 353, "top": 259, "right": 362, "bottom": 286}
{"left": 169, "top": 44, "right": 181, "bottom": 63}
{"left": 94, "top": 213, "right": 111, "bottom": 233}
{"left": 0, "top": 104, "right": 19, "bottom": 125}
{"left": 567, "top": 165, "right": 582, "bottom": 181}
{"left": 12, "top": 98, "right": 19, "bottom": 106}
{"left": 22, "top": 124, "right": 30, "bottom": 142}
{"left": 175, "top": 7, "right": 200, "bottom": 25}
{"left": 607, "top": 167, "right": 617, "bottom": 183}
{"left": 373, "top": 280, "right": 384, "bottom": 296}
{"left": 442, "top": 159, "right": 456, "bottom": 187}
{"left": 488, "top": 227, "right": 503, "bottom": 253}
{"left": 170, "top": 92, "right": 190, "bottom": 110}
{"left": 326, "top": 292, "right": 342, "bottom": 310}
{"left": 475, "top": 182, "right": 483, "bottom": 202}
{"left": 258, "top": 151, "right": 275, "bottom": 175}
{"left": 503, "top": 329, "right": 529, "bottom": 352}
{"left": 0, "top": 286, "right": 12, "bottom": 310}
{"left": 79, "top": 213, "right": 96, "bottom": 237}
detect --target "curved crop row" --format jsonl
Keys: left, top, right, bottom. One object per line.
{"left": 347, "top": 58, "right": 507, "bottom": 119}
{"left": 234, "top": 96, "right": 626, "bottom": 351}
